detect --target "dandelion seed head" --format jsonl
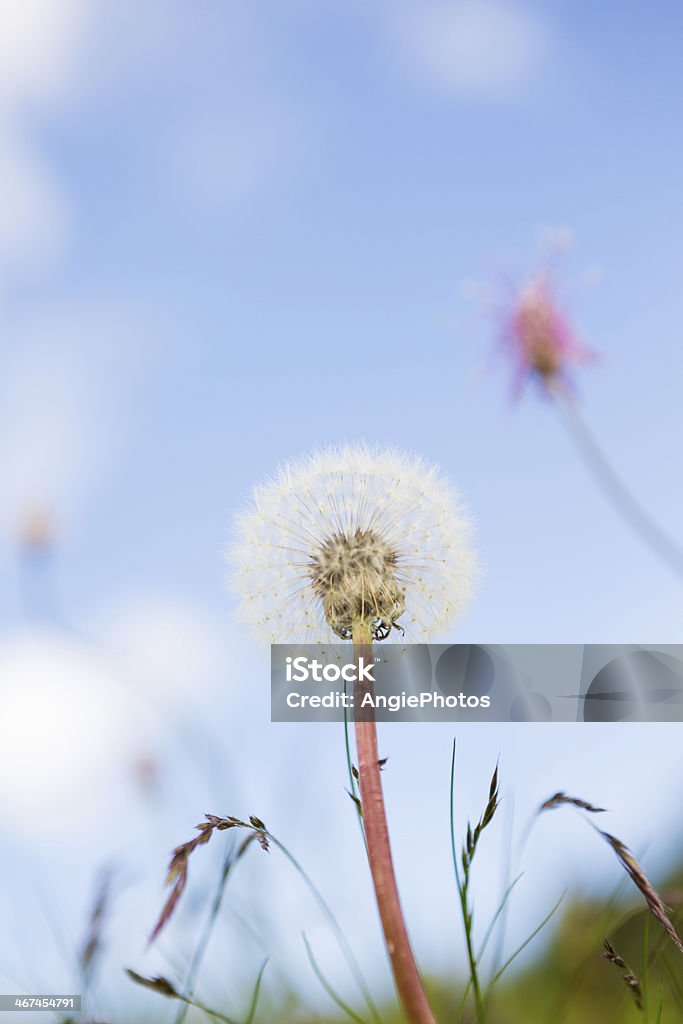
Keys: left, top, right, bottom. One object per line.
{"left": 230, "top": 445, "right": 476, "bottom": 644}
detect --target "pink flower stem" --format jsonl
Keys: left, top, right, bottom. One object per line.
{"left": 553, "top": 387, "right": 683, "bottom": 578}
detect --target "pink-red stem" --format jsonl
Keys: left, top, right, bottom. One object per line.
{"left": 353, "top": 624, "right": 436, "bottom": 1024}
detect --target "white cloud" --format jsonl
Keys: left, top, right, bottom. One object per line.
{"left": 0, "top": 338, "right": 98, "bottom": 542}
{"left": 98, "top": 595, "right": 232, "bottom": 706}
{"left": 0, "top": 595, "right": 243, "bottom": 838}
{"left": 0, "top": 630, "right": 158, "bottom": 836}
{"left": 164, "top": 89, "right": 307, "bottom": 218}
{"left": 0, "top": 0, "right": 91, "bottom": 276}
{"left": 140, "top": 4, "right": 312, "bottom": 216}
{"left": 167, "top": 103, "right": 303, "bottom": 214}
{"left": 0, "top": 302, "right": 155, "bottom": 551}
{"left": 536, "top": 224, "right": 575, "bottom": 254}
{"left": 389, "top": 0, "right": 548, "bottom": 99}
{"left": 0, "top": 131, "right": 68, "bottom": 269}
{"left": 0, "top": 1, "right": 89, "bottom": 109}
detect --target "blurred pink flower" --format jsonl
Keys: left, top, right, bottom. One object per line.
{"left": 501, "top": 276, "right": 592, "bottom": 396}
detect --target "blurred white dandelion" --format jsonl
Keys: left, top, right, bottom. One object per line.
{"left": 230, "top": 445, "right": 476, "bottom": 644}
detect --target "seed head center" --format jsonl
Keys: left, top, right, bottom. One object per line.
{"left": 309, "top": 529, "right": 405, "bottom": 641}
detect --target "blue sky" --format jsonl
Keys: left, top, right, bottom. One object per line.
{"left": 1, "top": 1, "right": 683, "bottom": 1017}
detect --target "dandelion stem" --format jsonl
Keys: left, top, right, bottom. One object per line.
{"left": 352, "top": 621, "right": 436, "bottom": 1024}
{"left": 553, "top": 389, "right": 683, "bottom": 579}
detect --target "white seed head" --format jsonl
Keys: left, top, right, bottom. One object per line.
{"left": 229, "top": 445, "right": 476, "bottom": 644}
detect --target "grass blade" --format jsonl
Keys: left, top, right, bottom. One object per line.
{"left": 243, "top": 960, "right": 268, "bottom": 1024}
{"left": 477, "top": 873, "right": 524, "bottom": 961}
{"left": 490, "top": 892, "right": 565, "bottom": 987}
{"left": 175, "top": 842, "right": 237, "bottom": 1024}
{"left": 303, "top": 933, "right": 369, "bottom": 1024}
{"left": 268, "top": 834, "right": 381, "bottom": 1024}
{"left": 344, "top": 679, "right": 367, "bottom": 852}
{"left": 449, "top": 740, "right": 461, "bottom": 889}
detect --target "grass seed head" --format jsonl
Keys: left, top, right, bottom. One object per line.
{"left": 602, "top": 939, "right": 643, "bottom": 1010}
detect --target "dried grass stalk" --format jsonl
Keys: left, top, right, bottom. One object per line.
{"left": 600, "top": 830, "right": 683, "bottom": 955}
{"left": 539, "top": 791, "right": 683, "bottom": 955}
{"left": 150, "top": 815, "right": 267, "bottom": 942}
{"left": 602, "top": 939, "right": 643, "bottom": 1010}
{"left": 539, "top": 792, "right": 606, "bottom": 814}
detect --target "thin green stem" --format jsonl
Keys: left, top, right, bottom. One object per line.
{"left": 449, "top": 742, "right": 461, "bottom": 890}
{"left": 477, "top": 874, "right": 524, "bottom": 961}
{"left": 344, "top": 677, "right": 367, "bottom": 852}
{"left": 267, "top": 832, "right": 381, "bottom": 1024}
{"left": 174, "top": 843, "right": 235, "bottom": 1024}
{"left": 458, "top": 882, "right": 485, "bottom": 1023}
{"left": 243, "top": 960, "right": 268, "bottom": 1024}
{"left": 303, "top": 932, "right": 369, "bottom": 1024}
{"left": 449, "top": 742, "right": 486, "bottom": 1024}
{"left": 184, "top": 995, "right": 239, "bottom": 1024}
{"left": 489, "top": 892, "right": 565, "bottom": 988}
{"left": 642, "top": 913, "right": 651, "bottom": 1023}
